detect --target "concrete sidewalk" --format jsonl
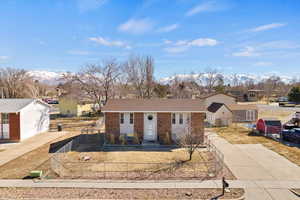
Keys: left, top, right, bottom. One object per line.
{"left": 0, "top": 131, "right": 67, "bottom": 167}
{"left": 0, "top": 179, "right": 299, "bottom": 189}
{"left": 0, "top": 179, "right": 299, "bottom": 199}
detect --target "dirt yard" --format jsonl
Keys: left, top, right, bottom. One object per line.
{"left": 212, "top": 125, "right": 300, "bottom": 166}
{"left": 0, "top": 117, "right": 99, "bottom": 179}
{"left": 0, "top": 188, "right": 244, "bottom": 199}
{"left": 50, "top": 117, "right": 100, "bottom": 133}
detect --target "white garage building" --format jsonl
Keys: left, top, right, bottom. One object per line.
{"left": 0, "top": 99, "right": 51, "bottom": 142}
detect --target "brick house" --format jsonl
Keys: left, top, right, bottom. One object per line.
{"left": 102, "top": 99, "right": 206, "bottom": 144}
{"left": 0, "top": 99, "right": 51, "bottom": 142}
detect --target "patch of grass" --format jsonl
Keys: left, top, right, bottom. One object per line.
{"left": 50, "top": 117, "right": 100, "bottom": 133}
{"left": 62, "top": 149, "right": 211, "bottom": 172}
{"left": 213, "top": 125, "right": 300, "bottom": 166}
{"left": 258, "top": 109, "right": 294, "bottom": 121}
{"left": 0, "top": 132, "right": 81, "bottom": 179}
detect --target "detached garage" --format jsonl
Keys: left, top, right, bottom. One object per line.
{"left": 0, "top": 99, "right": 51, "bottom": 142}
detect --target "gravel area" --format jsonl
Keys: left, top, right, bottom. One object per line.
{"left": 0, "top": 187, "right": 244, "bottom": 199}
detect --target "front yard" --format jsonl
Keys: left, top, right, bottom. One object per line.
{"left": 213, "top": 125, "right": 300, "bottom": 166}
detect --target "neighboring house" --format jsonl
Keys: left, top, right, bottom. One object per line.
{"left": 0, "top": 99, "right": 51, "bottom": 142}
{"left": 227, "top": 104, "right": 258, "bottom": 123}
{"left": 102, "top": 99, "right": 206, "bottom": 144}
{"left": 206, "top": 102, "right": 232, "bottom": 127}
{"left": 59, "top": 96, "right": 98, "bottom": 117}
{"left": 200, "top": 93, "right": 236, "bottom": 108}
{"left": 247, "top": 89, "right": 265, "bottom": 102}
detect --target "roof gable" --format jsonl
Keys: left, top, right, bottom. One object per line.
{"left": 200, "top": 93, "right": 236, "bottom": 100}
{"left": 0, "top": 99, "right": 50, "bottom": 113}
{"left": 102, "top": 99, "right": 205, "bottom": 112}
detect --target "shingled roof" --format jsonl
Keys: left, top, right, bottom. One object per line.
{"left": 207, "top": 102, "right": 226, "bottom": 113}
{"left": 0, "top": 99, "right": 50, "bottom": 113}
{"left": 102, "top": 99, "right": 206, "bottom": 112}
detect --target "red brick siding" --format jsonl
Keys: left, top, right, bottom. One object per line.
{"left": 157, "top": 113, "right": 171, "bottom": 144}
{"left": 134, "top": 113, "right": 144, "bottom": 141}
{"left": 191, "top": 113, "right": 205, "bottom": 143}
{"left": 105, "top": 112, "right": 120, "bottom": 142}
{"left": 9, "top": 113, "right": 20, "bottom": 141}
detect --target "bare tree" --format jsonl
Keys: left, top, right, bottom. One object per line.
{"left": 203, "top": 68, "right": 222, "bottom": 93}
{"left": 178, "top": 125, "right": 203, "bottom": 161}
{"left": 0, "top": 67, "right": 37, "bottom": 98}
{"left": 64, "top": 59, "right": 121, "bottom": 109}
{"left": 123, "top": 55, "right": 155, "bottom": 99}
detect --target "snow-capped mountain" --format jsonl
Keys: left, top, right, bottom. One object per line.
{"left": 27, "top": 70, "right": 297, "bottom": 85}
{"left": 27, "top": 70, "right": 66, "bottom": 84}
{"left": 159, "top": 73, "right": 296, "bottom": 84}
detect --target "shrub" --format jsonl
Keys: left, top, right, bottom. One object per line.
{"left": 119, "top": 135, "right": 127, "bottom": 145}
{"left": 109, "top": 134, "right": 115, "bottom": 144}
{"left": 163, "top": 132, "right": 172, "bottom": 145}
{"left": 130, "top": 132, "right": 139, "bottom": 144}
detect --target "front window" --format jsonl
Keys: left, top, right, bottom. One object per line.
{"left": 179, "top": 113, "right": 183, "bottom": 124}
{"left": 130, "top": 113, "right": 134, "bottom": 124}
{"left": 1, "top": 113, "right": 9, "bottom": 124}
{"left": 172, "top": 113, "right": 176, "bottom": 124}
{"left": 120, "top": 113, "right": 124, "bottom": 124}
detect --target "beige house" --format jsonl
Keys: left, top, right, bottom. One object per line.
{"left": 58, "top": 96, "right": 97, "bottom": 117}
{"left": 206, "top": 102, "right": 232, "bottom": 127}
{"left": 201, "top": 93, "right": 236, "bottom": 107}
{"left": 227, "top": 104, "right": 258, "bottom": 123}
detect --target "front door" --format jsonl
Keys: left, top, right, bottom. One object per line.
{"left": 143, "top": 113, "right": 157, "bottom": 141}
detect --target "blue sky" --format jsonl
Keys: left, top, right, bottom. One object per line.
{"left": 0, "top": 0, "right": 300, "bottom": 78}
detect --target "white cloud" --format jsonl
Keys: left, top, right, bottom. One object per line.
{"left": 249, "top": 23, "right": 286, "bottom": 32}
{"left": 157, "top": 24, "right": 179, "bottom": 33}
{"left": 163, "top": 39, "right": 172, "bottom": 44}
{"left": 189, "top": 38, "right": 218, "bottom": 47}
{"left": 67, "top": 50, "right": 90, "bottom": 55}
{"left": 186, "top": 1, "right": 225, "bottom": 16}
{"left": 258, "top": 40, "right": 299, "bottom": 49}
{"left": 163, "top": 38, "right": 218, "bottom": 53}
{"left": 77, "top": 0, "right": 108, "bottom": 13}
{"left": 164, "top": 46, "right": 189, "bottom": 54}
{"left": 0, "top": 56, "right": 9, "bottom": 61}
{"left": 232, "top": 46, "right": 260, "bottom": 57}
{"left": 254, "top": 62, "right": 273, "bottom": 67}
{"left": 89, "top": 37, "right": 131, "bottom": 49}
{"left": 118, "top": 18, "right": 154, "bottom": 34}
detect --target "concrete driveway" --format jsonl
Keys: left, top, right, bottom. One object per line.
{"left": 0, "top": 131, "right": 67, "bottom": 167}
{"left": 207, "top": 132, "right": 300, "bottom": 199}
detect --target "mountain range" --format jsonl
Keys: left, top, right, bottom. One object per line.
{"left": 28, "top": 70, "right": 297, "bottom": 85}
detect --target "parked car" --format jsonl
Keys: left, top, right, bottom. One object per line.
{"left": 282, "top": 129, "right": 300, "bottom": 144}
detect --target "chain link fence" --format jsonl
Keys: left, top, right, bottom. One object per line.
{"left": 50, "top": 134, "right": 224, "bottom": 180}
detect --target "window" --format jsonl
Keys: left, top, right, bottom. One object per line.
{"left": 179, "top": 113, "right": 183, "bottom": 124}
{"left": 246, "top": 110, "right": 255, "bottom": 121}
{"left": 130, "top": 113, "right": 134, "bottom": 124}
{"left": 1, "top": 113, "right": 9, "bottom": 124}
{"left": 120, "top": 113, "right": 124, "bottom": 124}
{"left": 172, "top": 113, "right": 176, "bottom": 124}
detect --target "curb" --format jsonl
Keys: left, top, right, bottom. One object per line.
{"left": 289, "top": 189, "right": 300, "bottom": 197}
